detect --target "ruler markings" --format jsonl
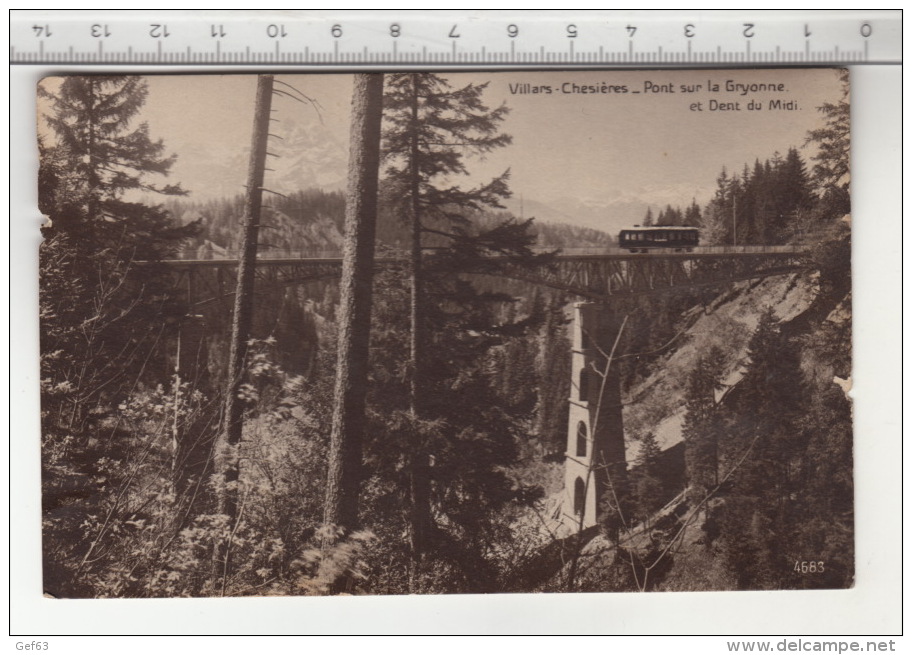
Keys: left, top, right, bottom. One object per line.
{"left": 10, "top": 16, "right": 900, "bottom": 66}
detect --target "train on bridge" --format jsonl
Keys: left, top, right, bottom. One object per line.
{"left": 618, "top": 226, "right": 700, "bottom": 254}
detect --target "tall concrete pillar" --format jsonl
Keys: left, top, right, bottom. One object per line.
{"left": 563, "top": 302, "right": 627, "bottom": 530}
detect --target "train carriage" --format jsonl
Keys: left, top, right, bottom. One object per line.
{"left": 618, "top": 226, "right": 700, "bottom": 253}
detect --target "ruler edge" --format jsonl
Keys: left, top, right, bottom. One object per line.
{"left": 10, "top": 11, "right": 902, "bottom": 67}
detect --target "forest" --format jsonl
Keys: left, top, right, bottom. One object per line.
{"left": 38, "top": 71, "right": 852, "bottom": 597}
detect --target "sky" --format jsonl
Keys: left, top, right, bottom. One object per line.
{"left": 39, "top": 68, "right": 845, "bottom": 231}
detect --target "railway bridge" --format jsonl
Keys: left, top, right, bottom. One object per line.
{"left": 162, "top": 244, "right": 811, "bottom": 532}
{"left": 164, "top": 245, "right": 809, "bottom": 309}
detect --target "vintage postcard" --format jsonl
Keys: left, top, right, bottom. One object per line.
{"left": 37, "top": 69, "right": 852, "bottom": 598}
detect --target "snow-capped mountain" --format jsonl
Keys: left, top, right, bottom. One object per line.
{"left": 171, "top": 114, "right": 348, "bottom": 202}
{"left": 266, "top": 116, "right": 348, "bottom": 195}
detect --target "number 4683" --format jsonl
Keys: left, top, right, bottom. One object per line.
{"left": 794, "top": 560, "right": 825, "bottom": 573}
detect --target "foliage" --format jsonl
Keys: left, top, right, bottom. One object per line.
{"left": 698, "top": 148, "right": 814, "bottom": 246}
{"left": 43, "top": 343, "right": 340, "bottom": 598}
{"left": 703, "top": 306, "right": 854, "bottom": 590}
{"left": 804, "top": 69, "right": 850, "bottom": 216}
{"left": 381, "top": 73, "right": 512, "bottom": 225}
{"left": 376, "top": 72, "right": 555, "bottom": 586}
{"left": 682, "top": 346, "right": 727, "bottom": 504}
{"left": 353, "top": 268, "right": 547, "bottom": 592}
{"left": 39, "top": 76, "right": 196, "bottom": 436}
{"left": 630, "top": 432, "right": 665, "bottom": 525}
{"left": 289, "top": 526, "right": 378, "bottom": 595}
{"left": 39, "top": 77, "right": 184, "bottom": 203}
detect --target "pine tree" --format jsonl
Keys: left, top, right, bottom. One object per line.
{"left": 379, "top": 73, "right": 545, "bottom": 585}
{"left": 749, "top": 159, "right": 774, "bottom": 243}
{"left": 39, "top": 76, "right": 185, "bottom": 233}
{"left": 716, "top": 309, "right": 805, "bottom": 588}
{"left": 763, "top": 148, "right": 814, "bottom": 242}
{"left": 38, "top": 76, "right": 193, "bottom": 433}
{"left": 534, "top": 294, "right": 571, "bottom": 454}
{"left": 632, "top": 432, "right": 664, "bottom": 525}
{"left": 804, "top": 69, "right": 850, "bottom": 217}
{"left": 707, "top": 167, "right": 738, "bottom": 245}
{"left": 381, "top": 73, "right": 505, "bottom": 571}
{"left": 683, "top": 199, "right": 702, "bottom": 228}
{"left": 682, "top": 346, "right": 726, "bottom": 503}
{"left": 655, "top": 205, "right": 685, "bottom": 226}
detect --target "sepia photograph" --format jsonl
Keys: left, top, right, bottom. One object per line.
{"left": 36, "top": 68, "right": 853, "bottom": 599}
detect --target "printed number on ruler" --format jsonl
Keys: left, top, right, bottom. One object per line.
{"left": 11, "top": 12, "right": 901, "bottom": 65}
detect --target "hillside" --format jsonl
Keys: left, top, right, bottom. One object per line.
{"left": 524, "top": 227, "right": 853, "bottom": 592}
{"left": 624, "top": 271, "right": 820, "bottom": 460}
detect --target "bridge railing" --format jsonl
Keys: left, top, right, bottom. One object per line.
{"left": 170, "top": 249, "right": 347, "bottom": 261}
{"left": 690, "top": 245, "right": 807, "bottom": 255}
{"left": 552, "top": 245, "right": 806, "bottom": 256}
{"left": 170, "top": 244, "right": 807, "bottom": 262}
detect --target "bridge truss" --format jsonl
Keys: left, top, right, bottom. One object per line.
{"left": 165, "top": 247, "right": 811, "bottom": 309}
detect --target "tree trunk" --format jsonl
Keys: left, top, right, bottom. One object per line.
{"left": 323, "top": 73, "right": 384, "bottom": 535}
{"left": 406, "top": 74, "right": 432, "bottom": 589}
{"left": 408, "top": 74, "right": 424, "bottom": 421}
{"left": 217, "top": 74, "right": 273, "bottom": 524}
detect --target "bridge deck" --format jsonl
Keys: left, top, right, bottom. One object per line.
{"left": 163, "top": 245, "right": 808, "bottom": 267}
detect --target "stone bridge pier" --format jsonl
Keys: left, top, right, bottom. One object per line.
{"left": 562, "top": 302, "right": 627, "bottom": 531}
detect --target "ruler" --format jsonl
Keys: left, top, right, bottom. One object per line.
{"left": 10, "top": 10, "right": 902, "bottom": 67}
